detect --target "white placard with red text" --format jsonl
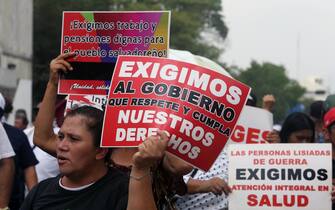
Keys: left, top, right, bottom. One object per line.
{"left": 228, "top": 143, "right": 332, "bottom": 210}
{"left": 227, "top": 106, "right": 273, "bottom": 144}
{"left": 101, "top": 55, "right": 251, "bottom": 171}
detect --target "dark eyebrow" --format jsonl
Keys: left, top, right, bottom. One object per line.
{"left": 67, "top": 132, "right": 82, "bottom": 140}
{"left": 57, "top": 129, "right": 82, "bottom": 140}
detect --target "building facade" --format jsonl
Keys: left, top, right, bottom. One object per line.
{"left": 0, "top": 0, "right": 33, "bottom": 121}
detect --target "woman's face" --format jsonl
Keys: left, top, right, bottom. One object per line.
{"left": 56, "top": 115, "right": 98, "bottom": 177}
{"left": 288, "top": 129, "right": 314, "bottom": 143}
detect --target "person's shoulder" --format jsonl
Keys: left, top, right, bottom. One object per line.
{"left": 29, "top": 176, "right": 60, "bottom": 195}
{"left": 3, "top": 123, "right": 22, "bottom": 149}
{"left": 3, "top": 123, "right": 37, "bottom": 163}
{"left": 105, "top": 168, "right": 129, "bottom": 183}
{"left": 3, "top": 122, "right": 15, "bottom": 133}
{"left": 35, "top": 176, "right": 60, "bottom": 190}
{"left": 94, "top": 168, "right": 129, "bottom": 192}
{"left": 3, "top": 122, "right": 16, "bottom": 130}
{"left": 3, "top": 123, "right": 27, "bottom": 138}
{"left": 23, "top": 176, "right": 60, "bottom": 206}
{"left": 88, "top": 168, "right": 129, "bottom": 202}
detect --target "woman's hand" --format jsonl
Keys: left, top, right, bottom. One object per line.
{"left": 49, "top": 53, "right": 76, "bottom": 86}
{"left": 132, "top": 130, "right": 169, "bottom": 171}
{"left": 202, "top": 177, "right": 232, "bottom": 195}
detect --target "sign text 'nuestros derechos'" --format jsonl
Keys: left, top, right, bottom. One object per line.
{"left": 101, "top": 56, "right": 250, "bottom": 171}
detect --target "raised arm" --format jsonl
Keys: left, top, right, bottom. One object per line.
{"left": 34, "top": 53, "right": 75, "bottom": 157}
{"left": 127, "top": 131, "right": 169, "bottom": 210}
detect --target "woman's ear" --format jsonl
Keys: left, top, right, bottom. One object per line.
{"left": 95, "top": 148, "right": 109, "bottom": 160}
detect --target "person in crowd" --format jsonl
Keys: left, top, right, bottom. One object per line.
{"left": 26, "top": 52, "right": 171, "bottom": 209}
{"left": 175, "top": 149, "right": 231, "bottom": 210}
{"left": 309, "top": 100, "right": 326, "bottom": 143}
{"left": 33, "top": 53, "right": 192, "bottom": 209}
{"left": 0, "top": 93, "right": 38, "bottom": 210}
{"left": 322, "top": 107, "right": 335, "bottom": 210}
{"left": 279, "top": 112, "right": 315, "bottom": 143}
{"left": 260, "top": 94, "right": 281, "bottom": 143}
{"left": 0, "top": 122, "right": 15, "bottom": 210}
{"left": 262, "top": 94, "right": 276, "bottom": 113}
{"left": 14, "top": 109, "right": 29, "bottom": 130}
{"left": 24, "top": 105, "right": 167, "bottom": 210}
{"left": 246, "top": 92, "right": 276, "bottom": 112}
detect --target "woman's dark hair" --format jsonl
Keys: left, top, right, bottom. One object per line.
{"left": 279, "top": 112, "right": 315, "bottom": 143}
{"left": 65, "top": 106, "right": 104, "bottom": 148}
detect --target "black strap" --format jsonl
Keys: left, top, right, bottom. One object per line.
{"left": 190, "top": 168, "right": 198, "bottom": 178}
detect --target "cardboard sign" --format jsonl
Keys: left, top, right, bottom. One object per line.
{"left": 101, "top": 55, "right": 251, "bottom": 171}
{"left": 59, "top": 11, "right": 170, "bottom": 95}
{"left": 65, "top": 95, "right": 107, "bottom": 114}
{"left": 227, "top": 106, "right": 273, "bottom": 144}
{"left": 228, "top": 144, "right": 332, "bottom": 210}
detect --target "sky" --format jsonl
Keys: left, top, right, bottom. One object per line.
{"left": 220, "top": 0, "right": 335, "bottom": 93}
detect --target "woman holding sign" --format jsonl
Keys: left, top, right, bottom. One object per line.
{"left": 24, "top": 53, "right": 168, "bottom": 210}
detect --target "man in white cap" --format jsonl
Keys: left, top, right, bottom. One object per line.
{"left": 0, "top": 93, "right": 15, "bottom": 210}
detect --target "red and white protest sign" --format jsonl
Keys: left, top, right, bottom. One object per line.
{"left": 227, "top": 106, "right": 273, "bottom": 144}
{"left": 228, "top": 143, "right": 332, "bottom": 210}
{"left": 101, "top": 55, "right": 250, "bottom": 171}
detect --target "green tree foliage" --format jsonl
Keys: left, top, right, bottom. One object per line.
{"left": 236, "top": 61, "right": 306, "bottom": 123}
{"left": 33, "top": 0, "right": 228, "bottom": 104}
{"left": 110, "top": 0, "right": 228, "bottom": 59}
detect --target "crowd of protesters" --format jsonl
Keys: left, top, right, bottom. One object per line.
{"left": 1, "top": 52, "right": 335, "bottom": 210}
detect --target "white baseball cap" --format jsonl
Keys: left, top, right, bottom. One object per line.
{"left": 273, "top": 124, "right": 282, "bottom": 132}
{"left": 0, "top": 93, "right": 5, "bottom": 110}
